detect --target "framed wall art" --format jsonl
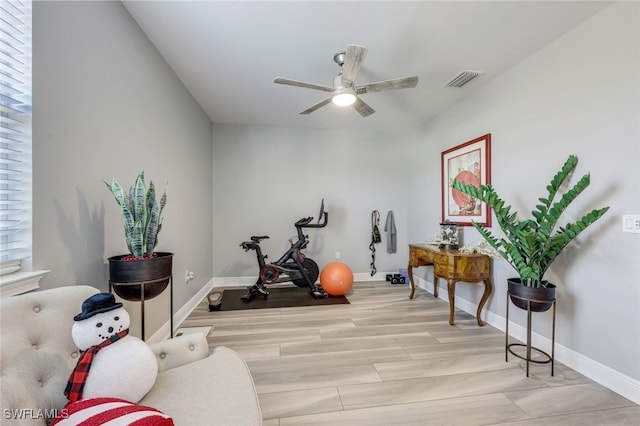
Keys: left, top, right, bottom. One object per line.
{"left": 441, "top": 134, "right": 491, "bottom": 226}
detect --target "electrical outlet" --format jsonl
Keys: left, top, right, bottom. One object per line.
{"left": 622, "top": 214, "right": 640, "bottom": 233}
{"left": 185, "top": 270, "right": 195, "bottom": 283}
{"left": 335, "top": 251, "right": 341, "bottom": 259}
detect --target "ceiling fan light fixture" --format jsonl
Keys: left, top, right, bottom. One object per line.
{"left": 332, "top": 88, "right": 357, "bottom": 106}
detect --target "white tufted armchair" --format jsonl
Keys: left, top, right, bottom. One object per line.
{"left": 0, "top": 285, "right": 262, "bottom": 425}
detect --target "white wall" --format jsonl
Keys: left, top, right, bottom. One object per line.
{"left": 33, "top": 1, "right": 213, "bottom": 337}
{"left": 211, "top": 124, "right": 410, "bottom": 281}
{"left": 409, "top": 1, "right": 639, "bottom": 385}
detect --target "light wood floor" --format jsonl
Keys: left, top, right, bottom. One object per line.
{"left": 182, "top": 281, "right": 639, "bottom": 425}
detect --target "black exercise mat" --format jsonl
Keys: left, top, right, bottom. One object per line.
{"left": 217, "top": 286, "right": 349, "bottom": 311}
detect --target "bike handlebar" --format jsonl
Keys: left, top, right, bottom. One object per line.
{"left": 295, "top": 211, "right": 328, "bottom": 229}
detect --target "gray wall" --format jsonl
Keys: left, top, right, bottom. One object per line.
{"left": 211, "top": 124, "right": 410, "bottom": 280}
{"left": 408, "top": 2, "right": 639, "bottom": 381}
{"left": 33, "top": 1, "right": 213, "bottom": 337}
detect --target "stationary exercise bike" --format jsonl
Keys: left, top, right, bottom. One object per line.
{"left": 239, "top": 200, "right": 328, "bottom": 302}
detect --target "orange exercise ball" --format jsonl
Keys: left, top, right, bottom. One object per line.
{"left": 320, "top": 261, "right": 354, "bottom": 296}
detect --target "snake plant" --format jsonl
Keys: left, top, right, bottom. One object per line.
{"left": 105, "top": 171, "right": 167, "bottom": 260}
{"left": 451, "top": 155, "right": 608, "bottom": 288}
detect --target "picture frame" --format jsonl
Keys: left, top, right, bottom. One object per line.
{"left": 441, "top": 134, "right": 491, "bottom": 226}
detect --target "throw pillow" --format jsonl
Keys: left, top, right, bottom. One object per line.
{"left": 52, "top": 397, "right": 174, "bottom": 426}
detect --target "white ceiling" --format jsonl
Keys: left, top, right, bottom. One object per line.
{"left": 123, "top": 1, "right": 611, "bottom": 133}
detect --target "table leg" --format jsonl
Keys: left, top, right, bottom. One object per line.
{"left": 433, "top": 271, "right": 439, "bottom": 299}
{"left": 447, "top": 279, "right": 456, "bottom": 325}
{"left": 475, "top": 278, "right": 493, "bottom": 326}
{"left": 408, "top": 263, "right": 415, "bottom": 299}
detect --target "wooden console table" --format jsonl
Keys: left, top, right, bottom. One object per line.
{"left": 408, "top": 243, "right": 492, "bottom": 326}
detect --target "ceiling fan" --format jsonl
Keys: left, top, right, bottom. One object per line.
{"left": 274, "top": 45, "right": 418, "bottom": 117}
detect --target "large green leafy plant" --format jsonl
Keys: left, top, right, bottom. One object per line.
{"left": 451, "top": 155, "right": 608, "bottom": 288}
{"left": 105, "top": 171, "right": 167, "bottom": 260}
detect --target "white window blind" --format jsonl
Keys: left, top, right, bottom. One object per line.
{"left": 0, "top": 0, "right": 32, "bottom": 274}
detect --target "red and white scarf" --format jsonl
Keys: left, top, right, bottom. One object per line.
{"left": 64, "top": 329, "right": 129, "bottom": 402}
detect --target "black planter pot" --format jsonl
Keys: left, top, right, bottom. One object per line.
{"left": 507, "top": 278, "right": 556, "bottom": 312}
{"left": 108, "top": 252, "right": 173, "bottom": 302}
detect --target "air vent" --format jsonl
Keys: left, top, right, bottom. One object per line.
{"left": 444, "top": 70, "right": 484, "bottom": 88}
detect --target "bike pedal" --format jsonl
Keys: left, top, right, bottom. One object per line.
{"left": 311, "top": 290, "right": 328, "bottom": 299}
{"left": 241, "top": 291, "right": 256, "bottom": 303}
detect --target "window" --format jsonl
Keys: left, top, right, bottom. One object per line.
{"left": 0, "top": 0, "right": 40, "bottom": 295}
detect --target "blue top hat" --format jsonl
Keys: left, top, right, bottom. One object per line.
{"left": 74, "top": 292, "right": 123, "bottom": 321}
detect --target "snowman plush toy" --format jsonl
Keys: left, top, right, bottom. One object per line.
{"left": 65, "top": 292, "right": 158, "bottom": 403}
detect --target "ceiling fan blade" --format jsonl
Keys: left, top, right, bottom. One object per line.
{"left": 356, "top": 76, "right": 418, "bottom": 94}
{"left": 342, "top": 45, "right": 368, "bottom": 83}
{"left": 274, "top": 77, "right": 334, "bottom": 92}
{"left": 300, "top": 97, "right": 333, "bottom": 115}
{"left": 352, "top": 97, "right": 375, "bottom": 117}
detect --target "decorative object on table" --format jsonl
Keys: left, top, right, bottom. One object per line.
{"left": 384, "top": 209, "right": 397, "bottom": 253}
{"left": 65, "top": 293, "right": 158, "bottom": 403}
{"left": 369, "top": 209, "right": 381, "bottom": 275}
{"left": 451, "top": 154, "right": 609, "bottom": 376}
{"left": 438, "top": 220, "right": 459, "bottom": 250}
{"left": 442, "top": 134, "right": 491, "bottom": 226}
{"left": 105, "top": 171, "right": 173, "bottom": 340}
{"left": 426, "top": 234, "right": 442, "bottom": 245}
{"left": 458, "top": 240, "right": 499, "bottom": 257}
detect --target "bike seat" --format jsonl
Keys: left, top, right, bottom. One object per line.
{"left": 250, "top": 235, "right": 269, "bottom": 242}
{"left": 240, "top": 241, "right": 259, "bottom": 250}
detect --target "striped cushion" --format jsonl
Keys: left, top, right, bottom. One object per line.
{"left": 52, "top": 397, "right": 174, "bottom": 426}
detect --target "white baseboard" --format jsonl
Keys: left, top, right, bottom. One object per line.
{"left": 412, "top": 275, "right": 640, "bottom": 405}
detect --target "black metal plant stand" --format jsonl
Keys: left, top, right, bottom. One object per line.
{"left": 505, "top": 291, "right": 556, "bottom": 377}
{"left": 109, "top": 274, "right": 173, "bottom": 341}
